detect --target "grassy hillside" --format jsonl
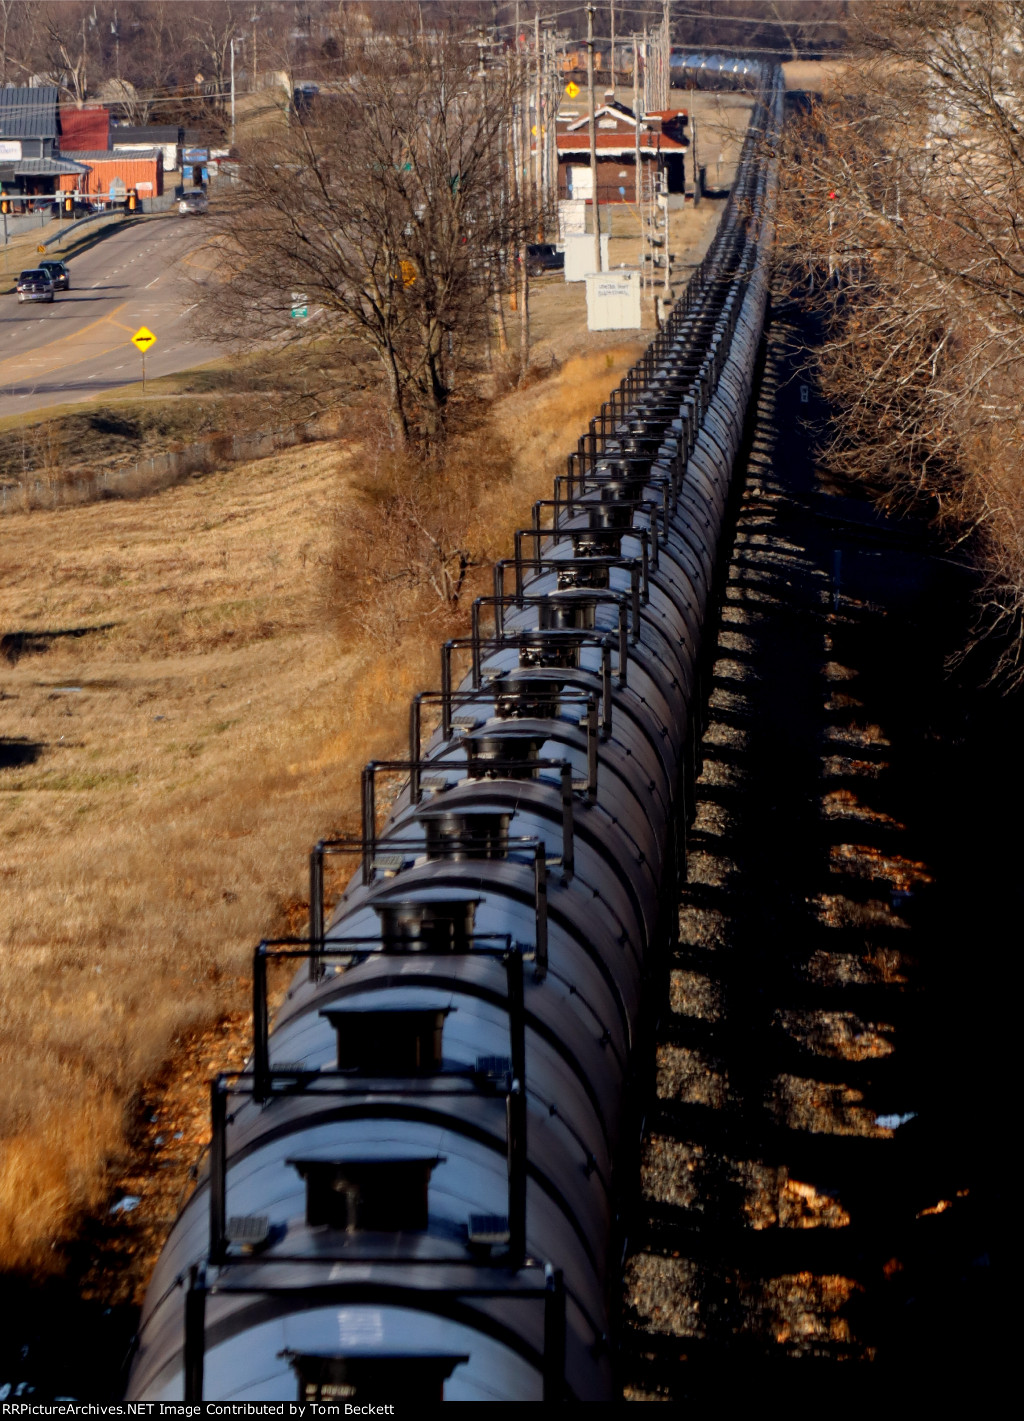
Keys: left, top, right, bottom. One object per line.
{"left": 0, "top": 339, "right": 646, "bottom": 1276}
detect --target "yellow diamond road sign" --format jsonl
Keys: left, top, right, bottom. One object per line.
{"left": 565, "top": 81, "right": 580, "bottom": 99}
{"left": 132, "top": 326, "right": 157, "bottom": 353}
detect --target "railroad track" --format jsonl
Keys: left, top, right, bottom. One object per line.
{"left": 619, "top": 283, "right": 1010, "bottom": 1398}
{"left": 127, "top": 73, "right": 786, "bottom": 1404}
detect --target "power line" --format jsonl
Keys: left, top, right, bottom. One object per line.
{"left": 671, "top": 6, "right": 850, "bottom": 25}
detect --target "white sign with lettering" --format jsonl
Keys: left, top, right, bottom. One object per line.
{"left": 586, "top": 269, "right": 641, "bottom": 330}
{"left": 0, "top": 140, "right": 22, "bottom": 162}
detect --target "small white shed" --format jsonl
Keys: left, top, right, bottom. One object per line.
{"left": 585, "top": 270, "right": 642, "bottom": 330}
{"left": 564, "top": 232, "right": 610, "bottom": 282}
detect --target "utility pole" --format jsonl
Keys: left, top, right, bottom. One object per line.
{"left": 230, "top": 38, "right": 237, "bottom": 147}
{"left": 516, "top": 6, "right": 532, "bottom": 376}
{"left": 633, "top": 34, "right": 641, "bottom": 206}
{"left": 663, "top": 168, "right": 671, "bottom": 294}
{"left": 251, "top": 11, "right": 258, "bottom": 89}
{"left": 642, "top": 26, "right": 649, "bottom": 115}
{"left": 610, "top": 0, "right": 615, "bottom": 95}
{"left": 692, "top": 117, "right": 700, "bottom": 207}
{"left": 587, "top": 3, "right": 601, "bottom": 274}
{"left": 663, "top": 0, "right": 671, "bottom": 111}
{"left": 633, "top": 35, "right": 643, "bottom": 291}
{"left": 547, "top": 27, "right": 558, "bottom": 212}
{"left": 534, "top": 8, "right": 542, "bottom": 206}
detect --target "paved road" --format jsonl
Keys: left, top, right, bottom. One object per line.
{"left": 0, "top": 217, "right": 222, "bottom": 418}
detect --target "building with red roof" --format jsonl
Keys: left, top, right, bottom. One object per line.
{"left": 555, "top": 104, "right": 689, "bottom": 202}
{"left": 58, "top": 105, "right": 110, "bottom": 153}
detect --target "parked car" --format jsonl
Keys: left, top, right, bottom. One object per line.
{"left": 178, "top": 190, "right": 208, "bottom": 216}
{"left": 525, "top": 242, "right": 565, "bottom": 276}
{"left": 38, "top": 259, "right": 70, "bottom": 291}
{"left": 16, "top": 270, "right": 54, "bottom": 304}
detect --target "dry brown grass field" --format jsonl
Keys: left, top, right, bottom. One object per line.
{"left": 0, "top": 339, "right": 647, "bottom": 1275}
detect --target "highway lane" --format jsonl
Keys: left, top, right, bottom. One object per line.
{"left": 0, "top": 217, "right": 223, "bottom": 419}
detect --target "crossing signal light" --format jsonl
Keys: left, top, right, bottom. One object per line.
{"left": 63, "top": 194, "right": 73, "bottom": 213}
{"left": 0, "top": 198, "right": 9, "bottom": 215}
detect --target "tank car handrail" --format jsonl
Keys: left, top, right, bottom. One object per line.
{"left": 180, "top": 1262, "right": 567, "bottom": 1404}
{"left": 437, "top": 636, "right": 615, "bottom": 738}
{"left": 361, "top": 757, "right": 577, "bottom": 883}
{"left": 514, "top": 524, "right": 653, "bottom": 589}
{"left": 412, "top": 679, "right": 606, "bottom": 755}
{"left": 310, "top": 831, "right": 549, "bottom": 975}
{"left": 555, "top": 465, "right": 682, "bottom": 520}
{"left": 492, "top": 554, "right": 644, "bottom": 624}
{"left": 533, "top": 491, "right": 670, "bottom": 552}
{"left": 298, "top": 962, "right": 620, "bottom": 1159}
{"left": 234, "top": 944, "right": 525, "bottom": 1264}
{"left": 466, "top": 597, "right": 627, "bottom": 692}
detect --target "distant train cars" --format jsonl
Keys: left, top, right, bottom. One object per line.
{"left": 127, "top": 74, "right": 783, "bottom": 1407}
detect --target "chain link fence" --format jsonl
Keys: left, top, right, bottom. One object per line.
{"left": 0, "top": 410, "right": 344, "bottom": 516}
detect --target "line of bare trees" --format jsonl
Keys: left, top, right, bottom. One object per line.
{"left": 776, "top": 0, "right": 1024, "bottom": 687}
{"left": 0, "top": 1, "right": 354, "bottom": 128}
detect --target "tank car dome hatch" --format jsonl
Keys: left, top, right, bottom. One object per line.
{"left": 418, "top": 807, "right": 514, "bottom": 860}
{"left": 127, "top": 69, "right": 784, "bottom": 1406}
{"left": 555, "top": 559, "right": 611, "bottom": 591}
{"left": 491, "top": 672, "right": 566, "bottom": 721}
{"left": 462, "top": 729, "right": 546, "bottom": 778}
{"left": 581, "top": 488, "right": 643, "bottom": 526}
{"left": 537, "top": 592, "right": 600, "bottom": 631}
{"left": 322, "top": 1004, "right": 451, "bottom": 1072}
{"left": 372, "top": 894, "right": 481, "bottom": 951}
{"left": 570, "top": 526, "right": 624, "bottom": 558}
{"left": 515, "top": 627, "right": 585, "bottom": 666}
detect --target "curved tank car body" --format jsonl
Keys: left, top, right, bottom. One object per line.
{"left": 127, "top": 75, "right": 783, "bottom": 1406}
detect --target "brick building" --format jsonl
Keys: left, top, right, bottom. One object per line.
{"left": 556, "top": 104, "right": 689, "bottom": 202}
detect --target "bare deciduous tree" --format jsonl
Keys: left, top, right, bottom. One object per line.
{"left": 201, "top": 13, "right": 523, "bottom": 451}
{"left": 776, "top": 0, "right": 1024, "bottom": 684}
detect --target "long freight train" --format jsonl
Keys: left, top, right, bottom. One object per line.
{"left": 127, "top": 73, "right": 783, "bottom": 1405}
